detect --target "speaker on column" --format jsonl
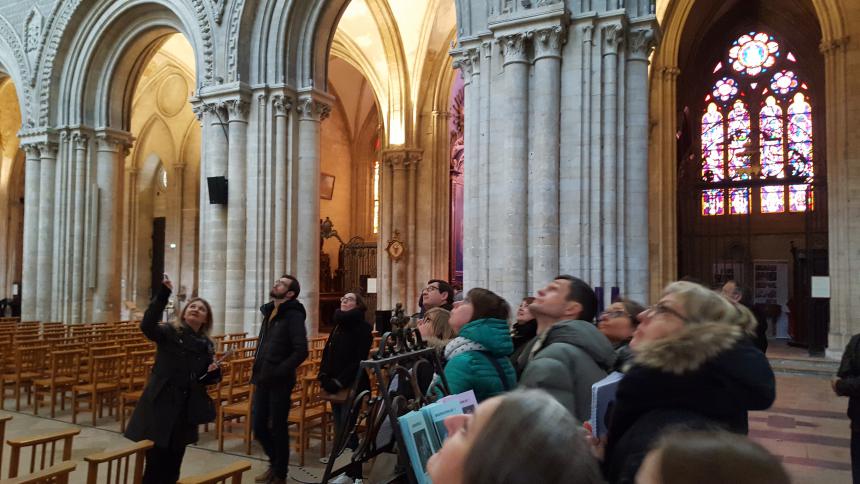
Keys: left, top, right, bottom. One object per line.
{"left": 207, "top": 176, "right": 228, "bottom": 204}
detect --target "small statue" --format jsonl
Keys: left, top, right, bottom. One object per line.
{"left": 390, "top": 303, "right": 410, "bottom": 331}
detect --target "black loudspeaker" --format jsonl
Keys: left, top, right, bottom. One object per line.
{"left": 207, "top": 176, "right": 228, "bottom": 204}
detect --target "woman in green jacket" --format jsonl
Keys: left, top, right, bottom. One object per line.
{"left": 441, "top": 288, "right": 517, "bottom": 402}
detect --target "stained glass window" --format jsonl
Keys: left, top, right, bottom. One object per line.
{"left": 699, "top": 31, "right": 814, "bottom": 216}
{"left": 729, "top": 32, "right": 779, "bottom": 76}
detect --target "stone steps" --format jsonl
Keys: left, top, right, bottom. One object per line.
{"left": 768, "top": 356, "right": 840, "bottom": 378}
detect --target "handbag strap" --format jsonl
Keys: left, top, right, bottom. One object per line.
{"left": 476, "top": 350, "right": 511, "bottom": 392}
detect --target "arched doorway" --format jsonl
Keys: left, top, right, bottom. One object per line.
{"left": 0, "top": 76, "right": 23, "bottom": 317}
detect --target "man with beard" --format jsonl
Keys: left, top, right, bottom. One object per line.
{"left": 252, "top": 275, "right": 309, "bottom": 484}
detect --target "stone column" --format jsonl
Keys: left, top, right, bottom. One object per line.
{"left": 406, "top": 151, "right": 419, "bottom": 312}
{"left": 493, "top": 32, "right": 530, "bottom": 305}
{"left": 378, "top": 157, "right": 393, "bottom": 310}
{"left": 389, "top": 151, "right": 407, "bottom": 307}
{"left": 601, "top": 23, "right": 623, "bottom": 292}
{"left": 454, "top": 48, "right": 478, "bottom": 292}
{"left": 272, "top": 95, "right": 290, "bottom": 278}
{"left": 34, "top": 142, "right": 58, "bottom": 322}
{"left": 625, "top": 27, "right": 655, "bottom": 303}
{"left": 296, "top": 94, "right": 330, "bottom": 333}
{"left": 225, "top": 99, "right": 250, "bottom": 334}
{"left": 530, "top": 26, "right": 565, "bottom": 292}
{"left": 20, "top": 144, "right": 40, "bottom": 320}
{"left": 200, "top": 103, "right": 229, "bottom": 335}
{"left": 70, "top": 133, "right": 88, "bottom": 323}
{"left": 478, "top": 42, "right": 492, "bottom": 287}
{"left": 93, "top": 132, "right": 131, "bottom": 322}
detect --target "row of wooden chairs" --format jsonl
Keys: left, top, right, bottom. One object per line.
{"left": 0, "top": 416, "right": 253, "bottom": 483}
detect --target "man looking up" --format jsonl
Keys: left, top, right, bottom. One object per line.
{"left": 418, "top": 279, "right": 455, "bottom": 317}
{"left": 252, "top": 275, "right": 309, "bottom": 484}
{"left": 519, "top": 275, "right": 617, "bottom": 421}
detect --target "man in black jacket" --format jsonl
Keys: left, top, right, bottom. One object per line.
{"left": 834, "top": 333, "right": 860, "bottom": 484}
{"left": 252, "top": 275, "right": 309, "bottom": 484}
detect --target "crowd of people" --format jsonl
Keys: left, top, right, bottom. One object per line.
{"left": 127, "top": 271, "right": 810, "bottom": 484}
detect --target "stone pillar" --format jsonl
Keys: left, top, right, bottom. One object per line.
{"left": 200, "top": 103, "right": 228, "bottom": 335}
{"left": 70, "top": 133, "right": 88, "bottom": 323}
{"left": 625, "top": 27, "right": 656, "bottom": 304}
{"left": 406, "top": 152, "right": 419, "bottom": 312}
{"left": 601, "top": 23, "right": 623, "bottom": 292}
{"left": 20, "top": 144, "right": 40, "bottom": 320}
{"left": 454, "top": 48, "right": 478, "bottom": 292}
{"left": 389, "top": 151, "right": 407, "bottom": 307}
{"left": 34, "top": 142, "right": 58, "bottom": 322}
{"left": 378, "top": 156, "right": 393, "bottom": 310}
{"left": 492, "top": 31, "right": 530, "bottom": 305}
{"left": 530, "top": 26, "right": 565, "bottom": 292}
{"left": 225, "top": 99, "right": 249, "bottom": 334}
{"left": 272, "top": 95, "right": 290, "bottom": 278}
{"left": 296, "top": 94, "right": 330, "bottom": 333}
{"left": 478, "top": 42, "right": 492, "bottom": 287}
{"left": 93, "top": 131, "right": 131, "bottom": 322}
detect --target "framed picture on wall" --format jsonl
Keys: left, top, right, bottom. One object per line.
{"left": 321, "top": 173, "right": 335, "bottom": 200}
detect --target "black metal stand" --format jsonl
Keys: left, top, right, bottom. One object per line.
{"left": 321, "top": 328, "right": 449, "bottom": 483}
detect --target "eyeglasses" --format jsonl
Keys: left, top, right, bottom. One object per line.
{"left": 423, "top": 285, "right": 440, "bottom": 293}
{"left": 340, "top": 296, "right": 356, "bottom": 303}
{"left": 643, "top": 302, "right": 687, "bottom": 322}
{"left": 599, "top": 310, "right": 630, "bottom": 320}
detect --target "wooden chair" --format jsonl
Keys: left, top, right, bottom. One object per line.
{"left": 84, "top": 439, "right": 153, "bottom": 484}
{"left": 176, "top": 461, "right": 252, "bottom": 484}
{"left": 6, "top": 428, "right": 80, "bottom": 478}
{"left": 72, "top": 353, "right": 123, "bottom": 425}
{"left": 32, "top": 349, "right": 83, "bottom": 417}
{"left": 288, "top": 377, "right": 328, "bottom": 466}
{"left": 1, "top": 415, "right": 11, "bottom": 478}
{"left": 1, "top": 343, "right": 50, "bottom": 410}
{"left": 119, "top": 351, "right": 155, "bottom": 432}
{"left": 308, "top": 336, "right": 327, "bottom": 361}
{"left": 6, "top": 461, "right": 76, "bottom": 484}
{"left": 216, "top": 357, "right": 255, "bottom": 453}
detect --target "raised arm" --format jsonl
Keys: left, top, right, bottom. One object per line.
{"left": 140, "top": 282, "right": 172, "bottom": 344}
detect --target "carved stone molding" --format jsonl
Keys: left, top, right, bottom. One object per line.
{"left": 272, "top": 94, "right": 292, "bottom": 117}
{"left": 628, "top": 27, "right": 657, "bottom": 60}
{"left": 190, "top": 0, "right": 216, "bottom": 86}
{"left": 297, "top": 97, "right": 331, "bottom": 122}
{"left": 211, "top": 0, "right": 226, "bottom": 24}
{"left": 226, "top": 0, "right": 246, "bottom": 82}
{"left": 452, "top": 50, "right": 474, "bottom": 79}
{"left": 660, "top": 66, "right": 681, "bottom": 81}
{"left": 24, "top": 7, "right": 42, "bottom": 69}
{"left": 602, "top": 23, "right": 625, "bottom": 54}
{"left": 36, "top": 141, "right": 58, "bottom": 159}
{"left": 534, "top": 25, "right": 566, "bottom": 60}
{"left": 499, "top": 32, "right": 530, "bottom": 65}
{"left": 0, "top": 15, "right": 31, "bottom": 87}
{"left": 95, "top": 133, "right": 132, "bottom": 153}
{"left": 21, "top": 143, "right": 40, "bottom": 159}
{"left": 820, "top": 36, "right": 851, "bottom": 55}
{"left": 226, "top": 99, "right": 250, "bottom": 122}
{"left": 71, "top": 133, "right": 88, "bottom": 151}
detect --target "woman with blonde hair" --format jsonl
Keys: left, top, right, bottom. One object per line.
{"left": 417, "top": 307, "right": 455, "bottom": 352}
{"left": 125, "top": 275, "right": 222, "bottom": 483}
{"left": 601, "top": 281, "right": 775, "bottom": 484}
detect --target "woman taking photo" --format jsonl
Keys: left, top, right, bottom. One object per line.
{"left": 438, "top": 288, "right": 516, "bottom": 402}
{"left": 125, "top": 275, "right": 221, "bottom": 484}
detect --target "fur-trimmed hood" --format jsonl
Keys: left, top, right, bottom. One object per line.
{"left": 633, "top": 322, "right": 744, "bottom": 375}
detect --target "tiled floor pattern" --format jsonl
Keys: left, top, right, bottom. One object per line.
{"left": 0, "top": 357, "right": 854, "bottom": 483}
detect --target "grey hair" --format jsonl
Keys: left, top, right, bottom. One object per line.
{"left": 662, "top": 281, "right": 757, "bottom": 336}
{"left": 463, "top": 389, "right": 604, "bottom": 484}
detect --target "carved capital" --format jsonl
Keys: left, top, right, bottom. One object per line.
{"left": 95, "top": 133, "right": 131, "bottom": 153}
{"left": 382, "top": 150, "right": 407, "bottom": 169}
{"left": 534, "top": 25, "right": 566, "bottom": 60}
{"left": 257, "top": 92, "right": 267, "bottom": 107}
{"left": 602, "top": 23, "right": 624, "bottom": 54}
{"left": 820, "top": 36, "right": 850, "bottom": 55}
{"left": 226, "top": 99, "right": 250, "bottom": 122}
{"left": 499, "top": 32, "right": 531, "bottom": 65}
{"left": 660, "top": 66, "right": 681, "bottom": 81}
{"left": 272, "top": 94, "right": 292, "bottom": 117}
{"left": 203, "top": 102, "right": 227, "bottom": 125}
{"left": 71, "top": 133, "right": 88, "bottom": 150}
{"left": 21, "top": 143, "right": 40, "bottom": 159}
{"left": 211, "top": 0, "right": 226, "bottom": 24}
{"left": 405, "top": 150, "right": 423, "bottom": 169}
{"left": 192, "top": 104, "right": 205, "bottom": 123}
{"left": 628, "top": 28, "right": 656, "bottom": 59}
{"left": 35, "top": 141, "right": 58, "bottom": 159}
{"left": 297, "top": 97, "right": 331, "bottom": 121}
{"left": 582, "top": 25, "right": 594, "bottom": 44}
{"left": 452, "top": 51, "right": 474, "bottom": 79}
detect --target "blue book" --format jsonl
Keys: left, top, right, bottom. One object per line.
{"left": 398, "top": 410, "right": 437, "bottom": 484}
{"left": 421, "top": 399, "right": 464, "bottom": 448}
{"left": 440, "top": 389, "right": 478, "bottom": 414}
{"left": 590, "top": 371, "right": 624, "bottom": 438}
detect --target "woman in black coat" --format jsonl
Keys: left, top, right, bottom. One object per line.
{"left": 602, "top": 281, "right": 775, "bottom": 484}
{"left": 318, "top": 292, "right": 373, "bottom": 449}
{"left": 124, "top": 276, "right": 222, "bottom": 484}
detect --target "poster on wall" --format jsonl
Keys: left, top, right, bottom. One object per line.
{"left": 753, "top": 260, "right": 788, "bottom": 306}
{"left": 712, "top": 262, "right": 744, "bottom": 288}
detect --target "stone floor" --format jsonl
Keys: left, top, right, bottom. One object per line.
{"left": 0, "top": 342, "right": 853, "bottom": 483}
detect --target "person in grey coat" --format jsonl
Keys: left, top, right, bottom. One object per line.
{"left": 518, "top": 275, "right": 617, "bottom": 422}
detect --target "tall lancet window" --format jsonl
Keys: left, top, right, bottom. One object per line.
{"left": 700, "top": 32, "right": 814, "bottom": 216}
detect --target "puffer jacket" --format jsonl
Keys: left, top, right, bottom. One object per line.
{"left": 518, "top": 320, "right": 617, "bottom": 422}
{"left": 604, "top": 321, "right": 776, "bottom": 484}
{"left": 440, "top": 318, "right": 516, "bottom": 402}
{"left": 835, "top": 333, "right": 860, "bottom": 427}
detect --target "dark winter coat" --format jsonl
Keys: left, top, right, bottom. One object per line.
{"left": 124, "top": 285, "right": 221, "bottom": 450}
{"left": 518, "top": 320, "right": 617, "bottom": 421}
{"left": 836, "top": 333, "right": 860, "bottom": 427}
{"left": 510, "top": 320, "right": 537, "bottom": 374}
{"left": 252, "top": 298, "right": 309, "bottom": 388}
{"left": 318, "top": 308, "right": 373, "bottom": 394}
{"left": 603, "top": 322, "right": 776, "bottom": 484}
